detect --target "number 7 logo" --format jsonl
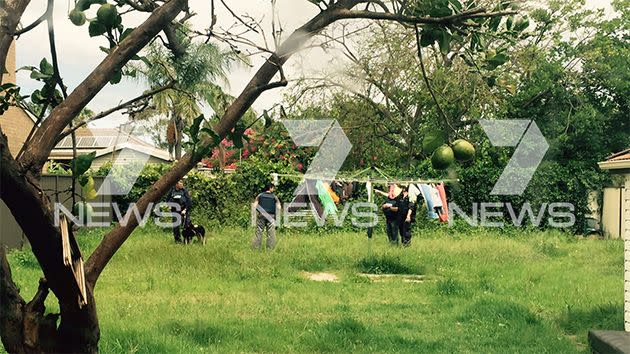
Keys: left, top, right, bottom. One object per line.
{"left": 480, "top": 120, "right": 549, "bottom": 196}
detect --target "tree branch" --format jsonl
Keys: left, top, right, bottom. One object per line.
{"left": 18, "top": 0, "right": 189, "bottom": 176}
{"left": 0, "top": 0, "right": 31, "bottom": 83}
{"left": 57, "top": 82, "right": 175, "bottom": 141}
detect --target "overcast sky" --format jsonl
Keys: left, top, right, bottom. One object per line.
{"left": 14, "top": 0, "right": 616, "bottom": 130}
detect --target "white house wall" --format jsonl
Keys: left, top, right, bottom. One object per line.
{"left": 625, "top": 175, "right": 630, "bottom": 331}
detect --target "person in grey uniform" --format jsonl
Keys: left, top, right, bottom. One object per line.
{"left": 252, "top": 183, "right": 281, "bottom": 250}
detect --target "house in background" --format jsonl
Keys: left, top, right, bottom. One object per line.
{"left": 589, "top": 149, "right": 630, "bottom": 352}
{"left": 49, "top": 127, "right": 172, "bottom": 170}
{"left": 1, "top": 41, "right": 172, "bottom": 249}
{"left": 0, "top": 41, "right": 37, "bottom": 158}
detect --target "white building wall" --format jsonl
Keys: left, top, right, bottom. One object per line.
{"left": 625, "top": 174, "right": 630, "bottom": 331}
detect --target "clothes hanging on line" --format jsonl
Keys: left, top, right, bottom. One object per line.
{"left": 419, "top": 184, "right": 439, "bottom": 219}
{"left": 288, "top": 179, "right": 324, "bottom": 218}
{"left": 436, "top": 183, "right": 449, "bottom": 223}
{"left": 316, "top": 180, "right": 338, "bottom": 215}
{"left": 408, "top": 183, "right": 422, "bottom": 204}
{"left": 388, "top": 184, "right": 402, "bottom": 199}
{"left": 324, "top": 182, "right": 341, "bottom": 204}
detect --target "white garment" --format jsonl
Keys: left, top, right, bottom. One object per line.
{"left": 408, "top": 184, "right": 422, "bottom": 203}
{"left": 429, "top": 185, "right": 443, "bottom": 208}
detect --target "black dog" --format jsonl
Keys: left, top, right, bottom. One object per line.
{"left": 182, "top": 222, "right": 206, "bottom": 245}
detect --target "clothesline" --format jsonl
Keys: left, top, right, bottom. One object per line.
{"left": 271, "top": 172, "right": 459, "bottom": 185}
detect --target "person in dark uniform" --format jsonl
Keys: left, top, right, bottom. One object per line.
{"left": 252, "top": 183, "right": 281, "bottom": 250}
{"left": 376, "top": 185, "right": 401, "bottom": 244}
{"left": 166, "top": 180, "right": 193, "bottom": 243}
{"left": 397, "top": 186, "right": 416, "bottom": 247}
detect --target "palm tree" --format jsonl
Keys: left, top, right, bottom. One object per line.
{"left": 133, "top": 39, "right": 237, "bottom": 159}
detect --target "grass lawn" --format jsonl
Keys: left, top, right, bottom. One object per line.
{"left": 5, "top": 225, "right": 625, "bottom": 353}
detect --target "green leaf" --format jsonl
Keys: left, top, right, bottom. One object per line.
{"left": 119, "top": 27, "right": 135, "bottom": 42}
{"left": 0, "top": 83, "right": 15, "bottom": 91}
{"left": 489, "top": 16, "right": 501, "bottom": 32}
{"left": 421, "top": 27, "right": 439, "bottom": 47}
{"left": 470, "top": 33, "right": 480, "bottom": 51}
{"left": 39, "top": 58, "right": 54, "bottom": 76}
{"left": 263, "top": 110, "right": 272, "bottom": 128}
{"left": 71, "top": 152, "right": 96, "bottom": 176}
{"left": 200, "top": 127, "right": 221, "bottom": 145}
{"left": 438, "top": 30, "right": 452, "bottom": 54}
{"left": 31, "top": 90, "right": 46, "bottom": 104}
{"left": 513, "top": 18, "right": 530, "bottom": 32}
{"left": 89, "top": 20, "right": 107, "bottom": 37}
{"left": 449, "top": 0, "right": 463, "bottom": 11}
{"left": 423, "top": 130, "right": 448, "bottom": 154}
{"left": 486, "top": 53, "right": 509, "bottom": 69}
{"left": 189, "top": 114, "right": 205, "bottom": 141}
{"left": 109, "top": 70, "right": 122, "bottom": 85}
{"left": 485, "top": 75, "right": 497, "bottom": 87}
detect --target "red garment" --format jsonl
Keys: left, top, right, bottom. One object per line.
{"left": 436, "top": 183, "right": 449, "bottom": 223}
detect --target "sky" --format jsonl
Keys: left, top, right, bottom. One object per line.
{"left": 14, "top": 0, "right": 617, "bottom": 131}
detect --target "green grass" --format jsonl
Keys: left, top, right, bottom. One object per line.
{"left": 5, "top": 226, "right": 624, "bottom": 353}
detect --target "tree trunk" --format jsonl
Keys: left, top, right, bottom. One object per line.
{"left": 0, "top": 0, "right": 31, "bottom": 83}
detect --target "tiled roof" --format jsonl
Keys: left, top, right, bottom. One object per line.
{"left": 605, "top": 148, "right": 630, "bottom": 162}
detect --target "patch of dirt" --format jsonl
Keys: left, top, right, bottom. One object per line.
{"left": 358, "top": 273, "right": 429, "bottom": 283}
{"left": 302, "top": 272, "right": 339, "bottom": 282}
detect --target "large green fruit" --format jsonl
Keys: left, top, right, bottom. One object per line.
{"left": 431, "top": 145, "right": 455, "bottom": 170}
{"left": 96, "top": 4, "right": 118, "bottom": 28}
{"left": 68, "top": 9, "right": 86, "bottom": 26}
{"left": 73, "top": 202, "right": 94, "bottom": 225}
{"left": 452, "top": 139, "right": 476, "bottom": 162}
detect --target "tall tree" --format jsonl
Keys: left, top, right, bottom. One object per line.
{"left": 133, "top": 39, "right": 236, "bottom": 159}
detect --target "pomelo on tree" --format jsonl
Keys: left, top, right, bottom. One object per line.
{"left": 96, "top": 4, "right": 118, "bottom": 28}
{"left": 452, "top": 139, "right": 476, "bottom": 162}
{"left": 68, "top": 9, "right": 86, "bottom": 26}
{"left": 431, "top": 145, "right": 455, "bottom": 170}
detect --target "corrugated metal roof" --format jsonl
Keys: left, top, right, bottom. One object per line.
{"left": 54, "top": 128, "right": 154, "bottom": 149}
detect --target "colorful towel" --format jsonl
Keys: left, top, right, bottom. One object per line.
{"left": 436, "top": 183, "right": 449, "bottom": 223}
{"left": 316, "top": 180, "right": 338, "bottom": 215}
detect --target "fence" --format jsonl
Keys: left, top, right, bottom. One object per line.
{"left": 0, "top": 175, "right": 112, "bottom": 249}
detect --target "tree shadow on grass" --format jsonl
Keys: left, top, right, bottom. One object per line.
{"left": 558, "top": 303, "right": 624, "bottom": 334}
{"left": 305, "top": 315, "right": 444, "bottom": 352}
{"left": 161, "top": 320, "right": 225, "bottom": 347}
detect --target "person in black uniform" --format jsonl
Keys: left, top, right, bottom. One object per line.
{"left": 166, "top": 180, "right": 193, "bottom": 243}
{"left": 397, "top": 186, "right": 416, "bottom": 247}
{"left": 252, "top": 183, "right": 281, "bottom": 250}
{"left": 376, "top": 185, "right": 401, "bottom": 244}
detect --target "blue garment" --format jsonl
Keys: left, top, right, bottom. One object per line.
{"left": 419, "top": 184, "right": 439, "bottom": 219}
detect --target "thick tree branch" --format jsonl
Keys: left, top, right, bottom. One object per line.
{"left": 18, "top": 0, "right": 189, "bottom": 176}
{"left": 0, "top": 0, "right": 31, "bottom": 83}
{"left": 58, "top": 82, "right": 175, "bottom": 140}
